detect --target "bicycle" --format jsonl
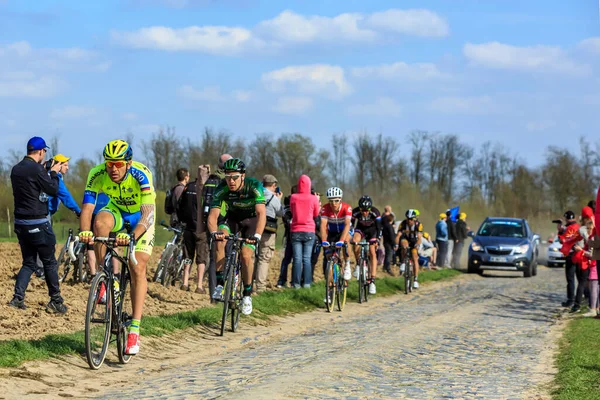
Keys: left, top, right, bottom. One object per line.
{"left": 153, "top": 221, "right": 186, "bottom": 287}
{"left": 84, "top": 231, "right": 137, "bottom": 370}
{"left": 212, "top": 232, "right": 247, "bottom": 336}
{"left": 57, "top": 228, "right": 89, "bottom": 283}
{"left": 324, "top": 243, "right": 347, "bottom": 312}
{"left": 355, "top": 241, "right": 371, "bottom": 304}
{"left": 398, "top": 246, "right": 415, "bottom": 295}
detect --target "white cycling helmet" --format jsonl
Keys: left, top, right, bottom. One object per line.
{"left": 326, "top": 187, "right": 343, "bottom": 199}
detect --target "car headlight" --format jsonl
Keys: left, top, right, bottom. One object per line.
{"left": 471, "top": 242, "right": 483, "bottom": 252}
{"left": 550, "top": 247, "right": 559, "bottom": 252}
{"left": 514, "top": 244, "right": 530, "bottom": 254}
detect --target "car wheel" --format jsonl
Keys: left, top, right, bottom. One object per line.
{"left": 547, "top": 262, "right": 554, "bottom": 268}
{"left": 532, "top": 263, "right": 538, "bottom": 276}
{"left": 467, "top": 261, "right": 479, "bottom": 274}
{"left": 523, "top": 263, "right": 533, "bottom": 278}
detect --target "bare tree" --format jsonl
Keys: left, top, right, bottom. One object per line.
{"left": 327, "top": 134, "right": 349, "bottom": 187}
{"left": 352, "top": 132, "right": 374, "bottom": 195}
{"left": 143, "top": 126, "right": 186, "bottom": 191}
{"left": 371, "top": 133, "right": 398, "bottom": 194}
{"left": 409, "top": 130, "right": 427, "bottom": 186}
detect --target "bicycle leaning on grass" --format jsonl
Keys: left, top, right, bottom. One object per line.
{"left": 323, "top": 243, "right": 348, "bottom": 312}
{"left": 84, "top": 229, "right": 137, "bottom": 370}
{"left": 57, "top": 228, "right": 89, "bottom": 283}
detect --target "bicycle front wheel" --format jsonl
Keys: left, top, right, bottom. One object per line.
{"left": 358, "top": 259, "right": 366, "bottom": 304}
{"left": 85, "top": 273, "right": 112, "bottom": 370}
{"left": 231, "top": 268, "right": 242, "bottom": 333}
{"left": 154, "top": 245, "right": 174, "bottom": 283}
{"left": 363, "top": 261, "right": 369, "bottom": 303}
{"left": 220, "top": 264, "right": 234, "bottom": 336}
{"left": 325, "top": 261, "right": 335, "bottom": 312}
{"left": 405, "top": 261, "right": 413, "bottom": 294}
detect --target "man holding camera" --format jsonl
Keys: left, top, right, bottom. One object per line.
{"left": 8, "top": 137, "right": 67, "bottom": 313}
{"left": 556, "top": 211, "right": 582, "bottom": 309}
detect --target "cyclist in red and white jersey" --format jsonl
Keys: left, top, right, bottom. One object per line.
{"left": 319, "top": 187, "right": 353, "bottom": 282}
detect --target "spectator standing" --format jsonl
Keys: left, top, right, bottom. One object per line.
{"left": 382, "top": 213, "right": 396, "bottom": 274}
{"left": 452, "top": 213, "right": 469, "bottom": 269}
{"left": 558, "top": 210, "right": 580, "bottom": 308}
{"left": 571, "top": 207, "right": 594, "bottom": 313}
{"left": 168, "top": 168, "right": 189, "bottom": 226}
{"left": 445, "top": 210, "right": 457, "bottom": 268}
{"left": 8, "top": 137, "right": 67, "bottom": 313}
{"left": 436, "top": 213, "right": 449, "bottom": 268}
{"left": 255, "top": 174, "right": 283, "bottom": 292}
{"left": 290, "top": 175, "right": 320, "bottom": 289}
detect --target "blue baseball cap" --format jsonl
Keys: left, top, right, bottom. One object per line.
{"left": 27, "top": 136, "right": 49, "bottom": 151}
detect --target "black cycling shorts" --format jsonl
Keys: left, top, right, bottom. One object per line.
{"left": 354, "top": 226, "right": 378, "bottom": 241}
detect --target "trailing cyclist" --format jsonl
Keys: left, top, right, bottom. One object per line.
{"left": 319, "top": 187, "right": 353, "bottom": 287}
{"left": 78, "top": 139, "right": 156, "bottom": 355}
{"left": 395, "top": 209, "right": 423, "bottom": 289}
{"left": 351, "top": 195, "right": 382, "bottom": 294}
{"left": 207, "top": 158, "right": 266, "bottom": 316}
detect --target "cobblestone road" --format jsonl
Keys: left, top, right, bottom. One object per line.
{"left": 101, "top": 267, "right": 564, "bottom": 400}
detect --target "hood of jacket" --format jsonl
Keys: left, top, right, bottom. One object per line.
{"left": 297, "top": 174, "right": 311, "bottom": 194}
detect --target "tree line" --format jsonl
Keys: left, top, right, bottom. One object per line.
{"left": 0, "top": 128, "right": 598, "bottom": 235}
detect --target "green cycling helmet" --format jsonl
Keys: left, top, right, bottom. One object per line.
{"left": 222, "top": 158, "right": 246, "bottom": 173}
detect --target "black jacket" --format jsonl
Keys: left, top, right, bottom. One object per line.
{"left": 455, "top": 220, "right": 469, "bottom": 242}
{"left": 446, "top": 219, "right": 456, "bottom": 240}
{"left": 177, "top": 180, "right": 197, "bottom": 232}
{"left": 382, "top": 216, "right": 396, "bottom": 245}
{"left": 11, "top": 156, "right": 59, "bottom": 220}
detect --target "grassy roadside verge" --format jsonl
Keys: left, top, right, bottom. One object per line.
{"left": 0, "top": 269, "right": 461, "bottom": 368}
{"left": 552, "top": 316, "right": 600, "bottom": 399}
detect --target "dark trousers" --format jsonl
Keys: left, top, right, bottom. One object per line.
{"left": 277, "top": 237, "right": 293, "bottom": 286}
{"left": 311, "top": 240, "right": 321, "bottom": 283}
{"left": 575, "top": 264, "right": 590, "bottom": 307}
{"left": 565, "top": 255, "right": 576, "bottom": 303}
{"left": 452, "top": 241, "right": 464, "bottom": 269}
{"left": 14, "top": 222, "right": 62, "bottom": 302}
{"left": 208, "top": 242, "right": 216, "bottom": 300}
{"left": 383, "top": 242, "right": 394, "bottom": 271}
{"left": 436, "top": 240, "right": 448, "bottom": 267}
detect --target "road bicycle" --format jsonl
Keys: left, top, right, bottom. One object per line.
{"left": 153, "top": 221, "right": 187, "bottom": 287}
{"left": 212, "top": 232, "right": 248, "bottom": 336}
{"left": 398, "top": 247, "right": 415, "bottom": 295}
{"left": 58, "top": 228, "right": 89, "bottom": 283}
{"left": 324, "top": 243, "right": 347, "bottom": 312}
{"left": 84, "top": 231, "right": 137, "bottom": 370}
{"left": 355, "top": 241, "right": 371, "bottom": 304}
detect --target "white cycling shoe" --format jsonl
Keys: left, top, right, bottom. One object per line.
{"left": 399, "top": 263, "right": 406, "bottom": 273}
{"left": 242, "top": 296, "right": 253, "bottom": 315}
{"left": 354, "top": 266, "right": 360, "bottom": 279}
{"left": 369, "top": 282, "right": 376, "bottom": 294}
{"left": 413, "top": 280, "right": 419, "bottom": 289}
{"left": 343, "top": 265, "right": 352, "bottom": 281}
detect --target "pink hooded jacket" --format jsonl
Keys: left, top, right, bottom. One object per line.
{"left": 290, "top": 175, "right": 320, "bottom": 233}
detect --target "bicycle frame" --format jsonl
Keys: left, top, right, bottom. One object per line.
{"left": 356, "top": 241, "right": 371, "bottom": 303}
{"left": 216, "top": 233, "right": 246, "bottom": 336}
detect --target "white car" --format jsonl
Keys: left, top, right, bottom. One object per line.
{"left": 547, "top": 240, "right": 566, "bottom": 267}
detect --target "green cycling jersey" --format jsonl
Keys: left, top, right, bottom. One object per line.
{"left": 210, "top": 177, "right": 265, "bottom": 220}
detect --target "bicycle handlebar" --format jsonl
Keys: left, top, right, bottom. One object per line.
{"left": 160, "top": 222, "right": 184, "bottom": 234}
{"left": 94, "top": 236, "right": 138, "bottom": 266}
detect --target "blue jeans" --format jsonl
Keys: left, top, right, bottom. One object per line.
{"left": 277, "top": 237, "right": 293, "bottom": 286}
{"left": 291, "top": 232, "right": 315, "bottom": 288}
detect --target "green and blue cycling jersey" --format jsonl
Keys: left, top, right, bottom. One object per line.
{"left": 210, "top": 177, "right": 266, "bottom": 220}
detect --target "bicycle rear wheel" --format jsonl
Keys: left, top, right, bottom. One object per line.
{"left": 154, "top": 245, "right": 174, "bottom": 283}
{"left": 325, "top": 261, "right": 335, "bottom": 312}
{"left": 85, "top": 273, "right": 112, "bottom": 370}
{"left": 337, "top": 267, "right": 347, "bottom": 312}
{"left": 161, "top": 247, "right": 180, "bottom": 287}
{"left": 220, "top": 264, "right": 234, "bottom": 336}
{"left": 57, "top": 246, "right": 71, "bottom": 283}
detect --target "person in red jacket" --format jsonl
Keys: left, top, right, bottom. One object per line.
{"left": 290, "top": 175, "right": 320, "bottom": 288}
{"left": 558, "top": 210, "right": 582, "bottom": 308}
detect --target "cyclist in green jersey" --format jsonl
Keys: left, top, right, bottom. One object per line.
{"left": 79, "top": 139, "right": 156, "bottom": 355}
{"left": 207, "top": 158, "right": 266, "bottom": 315}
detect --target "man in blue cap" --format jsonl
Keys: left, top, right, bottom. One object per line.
{"left": 8, "top": 136, "right": 68, "bottom": 313}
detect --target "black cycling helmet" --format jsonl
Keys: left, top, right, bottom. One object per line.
{"left": 405, "top": 209, "right": 418, "bottom": 219}
{"left": 222, "top": 158, "right": 246, "bottom": 173}
{"left": 358, "top": 195, "right": 372, "bottom": 210}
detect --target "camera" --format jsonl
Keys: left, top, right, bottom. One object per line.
{"left": 551, "top": 219, "right": 562, "bottom": 224}
{"left": 275, "top": 186, "right": 281, "bottom": 194}
{"left": 44, "top": 159, "right": 54, "bottom": 171}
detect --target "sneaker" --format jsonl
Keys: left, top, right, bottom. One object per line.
{"left": 413, "top": 280, "right": 419, "bottom": 289}
{"left": 570, "top": 305, "right": 581, "bottom": 313}
{"left": 399, "top": 263, "right": 406, "bottom": 273}
{"left": 194, "top": 287, "right": 206, "bottom": 294}
{"left": 276, "top": 283, "right": 287, "bottom": 289}
{"left": 369, "top": 282, "right": 376, "bottom": 294}
{"left": 8, "top": 297, "right": 26, "bottom": 310}
{"left": 354, "top": 266, "right": 360, "bottom": 279}
{"left": 125, "top": 332, "right": 140, "bottom": 355}
{"left": 212, "top": 285, "right": 224, "bottom": 301}
{"left": 582, "top": 310, "right": 597, "bottom": 317}
{"left": 97, "top": 281, "right": 107, "bottom": 304}
{"left": 343, "top": 265, "right": 352, "bottom": 281}
{"left": 561, "top": 300, "right": 574, "bottom": 308}
{"left": 46, "top": 300, "right": 67, "bottom": 314}
{"left": 241, "top": 296, "right": 253, "bottom": 315}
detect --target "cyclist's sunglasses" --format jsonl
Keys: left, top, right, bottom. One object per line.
{"left": 225, "top": 174, "right": 242, "bottom": 181}
{"left": 360, "top": 208, "right": 371, "bottom": 212}
{"left": 329, "top": 198, "right": 341, "bottom": 203}
{"left": 105, "top": 160, "right": 127, "bottom": 168}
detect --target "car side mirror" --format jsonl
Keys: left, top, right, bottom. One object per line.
{"left": 467, "top": 231, "right": 474, "bottom": 238}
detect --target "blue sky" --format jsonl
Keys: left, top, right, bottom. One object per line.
{"left": 1, "top": 0, "right": 599, "bottom": 167}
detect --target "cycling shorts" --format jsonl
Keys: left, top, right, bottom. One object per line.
{"left": 354, "top": 226, "right": 378, "bottom": 242}
{"left": 96, "top": 201, "right": 155, "bottom": 255}
{"left": 219, "top": 215, "right": 258, "bottom": 249}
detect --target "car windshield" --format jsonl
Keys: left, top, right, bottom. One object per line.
{"left": 477, "top": 221, "right": 525, "bottom": 238}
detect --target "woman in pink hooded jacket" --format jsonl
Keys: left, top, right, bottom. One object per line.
{"left": 290, "top": 175, "right": 320, "bottom": 288}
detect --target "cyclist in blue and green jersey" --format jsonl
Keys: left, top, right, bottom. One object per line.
{"left": 207, "top": 158, "right": 266, "bottom": 316}
{"left": 78, "top": 140, "right": 156, "bottom": 356}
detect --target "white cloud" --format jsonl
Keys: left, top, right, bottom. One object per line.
{"left": 526, "top": 120, "right": 556, "bottom": 132}
{"left": 122, "top": 112, "right": 138, "bottom": 121}
{"left": 428, "top": 95, "right": 496, "bottom": 114}
{"left": 463, "top": 42, "right": 590, "bottom": 76}
{"left": 112, "top": 8, "right": 448, "bottom": 54}
{"left": 111, "top": 26, "right": 260, "bottom": 55}
{"left": 272, "top": 96, "right": 313, "bottom": 115}
{"left": 0, "top": 75, "right": 65, "bottom": 98}
{"left": 262, "top": 64, "right": 351, "bottom": 98}
{"left": 178, "top": 85, "right": 252, "bottom": 102}
{"left": 347, "top": 97, "right": 403, "bottom": 117}
{"left": 352, "top": 61, "right": 446, "bottom": 81}
{"left": 365, "top": 9, "right": 449, "bottom": 37}
{"left": 579, "top": 37, "right": 600, "bottom": 54}
{"left": 50, "top": 105, "right": 98, "bottom": 120}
